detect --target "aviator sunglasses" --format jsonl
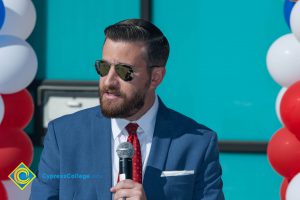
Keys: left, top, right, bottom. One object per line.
{"left": 95, "top": 60, "right": 134, "bottom": 81}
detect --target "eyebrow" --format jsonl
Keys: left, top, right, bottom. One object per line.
{"left": 101, "top": 59, "right": 136, "bottom": 69}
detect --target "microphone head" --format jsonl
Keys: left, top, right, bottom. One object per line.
{"left": 116, "top": 142, "right": 134, "bottom": 158}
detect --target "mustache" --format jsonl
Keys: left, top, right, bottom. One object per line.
{"left": 100, "top": 86, "right": 123, "bottom": 96}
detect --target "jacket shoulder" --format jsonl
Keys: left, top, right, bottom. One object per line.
{"left": 48, "top": 106, "right": 102, "bottom": 132}
{"left": 166, "top": 107, "right": 214, "bottom": 134}
{"left": 52, "top": 105, "right": 100, "bottom": 121}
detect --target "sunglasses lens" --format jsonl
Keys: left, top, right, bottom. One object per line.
{"left": 95, "top": 60, "right": 133, "bottom": 81}
{"left": 96, "top": 61, "right": 110, "bottom": 77}
{"left": 115, "top": 65, "right": 133, "bottom": 81}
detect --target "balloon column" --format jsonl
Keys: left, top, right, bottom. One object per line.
{"left": 0, "top": 0, "right": 37, "bottom": 199}
{"left": 284, "top": 0, "right": 296, "bottom": 28}
{"left": 266, "top": 1, "right": 300, "bottom": 200}
{"left": 0, "top": 0, "right": 5, "bottom": 30}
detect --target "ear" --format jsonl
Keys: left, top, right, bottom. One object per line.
{"left": 150, "top": 67, "right": 166, "bottom": 89}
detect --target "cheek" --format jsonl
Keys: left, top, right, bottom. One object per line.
{"left": 121, "top": 85, "right": 134, "bottom": 97}
{"left": 121, "top": 83, "right": 145, "bottom": 99}
{"left": 99, "top": 78, "right": 107, "bottom": 90}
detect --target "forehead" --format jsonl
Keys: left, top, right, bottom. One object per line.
{"left": 102, "top": 38, "right": 147, "bottom": 66}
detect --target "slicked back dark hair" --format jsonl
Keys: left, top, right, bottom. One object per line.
{"left": 104, "top": 19, "right": 170, "bottom": 67}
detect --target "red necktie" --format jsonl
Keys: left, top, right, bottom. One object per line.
{"left": 125, "top": 123, "right": 142, "bottom": 184}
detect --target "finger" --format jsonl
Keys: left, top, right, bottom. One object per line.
{"left": 114, "top": 188, "right": 136, "bottom": 200}
{"left": 114, "top": 186, "right": 145, "bottom": 200}
{"left": 111, "top": 179, "right": 136, "bottom": 191}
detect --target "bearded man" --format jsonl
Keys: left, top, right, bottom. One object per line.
{"left": 30, "top": 19, "right": 224, "bottom": 200}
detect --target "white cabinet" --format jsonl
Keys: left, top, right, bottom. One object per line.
{"left": 43, "top": 96, "right": 99, "bottom": 127}
{"left": 36, "top": 80, "right": 99, "bottom": 145}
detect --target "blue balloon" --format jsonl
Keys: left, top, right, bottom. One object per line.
{"left": 284, "top": 0, "right": 296, "bottom": 28}
{"left": 0, "top": 0, "right": 5, "bottom": 30}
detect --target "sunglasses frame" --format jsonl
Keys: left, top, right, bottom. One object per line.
{"left": 95, "top": 60, "right": 134, "bottom": 81}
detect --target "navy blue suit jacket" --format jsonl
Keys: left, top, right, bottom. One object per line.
{"left": 30, "top": 99, "right": 224, "bottom": 200}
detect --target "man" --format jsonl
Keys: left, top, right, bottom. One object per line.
{"left": 30, "top": 19, "right": 224, "bottom": 200}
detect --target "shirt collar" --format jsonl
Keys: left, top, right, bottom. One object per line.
{"left": 111, "top": 95, "right": 159, "bottom": 140}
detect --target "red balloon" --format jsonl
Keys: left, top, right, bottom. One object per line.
{"left": 267, "top": 128, "right": 300, "bottom": 180}
{"left": 0, "top": 182, "right": 8, "bottom": 200}
{"left": 280, "top": 178, "right": 289, "bottom": 200}
{"left": 0, "top": 128, "right": 33, "bottom": 180}
{"left": 0, "top": 89, "right": 34, "bottom": 129}
{"left": 280, "top": 81, "right": 300, "bottom": 139}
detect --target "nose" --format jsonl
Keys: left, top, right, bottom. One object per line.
{"left": 102, "top": 65, "right": 119, "bottom": 87}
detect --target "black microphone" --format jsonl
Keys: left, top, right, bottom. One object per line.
{"left": 116, "top": 142, "right": 134, "bottom": 181}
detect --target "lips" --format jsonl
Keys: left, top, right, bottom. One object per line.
{"left": 103, "top": 91, "right": 121, "bottom": 100}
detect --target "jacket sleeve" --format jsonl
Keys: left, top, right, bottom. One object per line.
{"left": 30, "top": 122, "right": 60, "bottom": 200}
{"left": 193, "top": 133, "right": 225, "bottom": 200}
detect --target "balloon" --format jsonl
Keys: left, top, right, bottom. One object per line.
{"left": 281, "top": 178, "right": 289, "bottom": 200}
{"left": 1, "top": 89, "right": 34, "bottom": 129}
{"left": 291, "top": 1, "right": 300, "bottom": 42}
{"left": 280, "top": 81, "right": 300, "bottom": 139}
{"left": 0, "top": 182, "right": 8, "bottom": 200}
{"left": 266, "top": 34, "right": 300, "bottom": 87}
{"left": 284, "top": 0, "right": 296, "bottom": 28}
{"left": 0, "top": 128, "right": 33, "bottom": 180}
{"left": 0, "top": 0, "right": 5, "bottom": 30}
{"left": 276, "top": 87, "right": 287, "bottom": 124}
{"left": 286, "top": 173, "right": 300, "bottom": 200}
{"left": 0, "top": 0, "right": 36, "bottom": 39}
{"left": 0, "top": 96, "right": 4, "bottom": 124}
{"left": 267, "top": 128, "right": 300, "bottom": 180}
{"left": 0, "top": 35, "right": 37, "bottom": 94}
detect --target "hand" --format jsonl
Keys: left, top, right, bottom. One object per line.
{"left": 110, "top": 179, "right": 147, "bottom": 200}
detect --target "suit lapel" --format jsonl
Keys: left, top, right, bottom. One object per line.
{"left": 143, "top": 99, "right": 174, "bottom": 195}
{"left": 91, "top": 110, "right": 112, "bottom": 200}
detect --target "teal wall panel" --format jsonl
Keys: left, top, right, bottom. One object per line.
{"left": 153, "top": 0, "right": 289, "bottom": 140}
{"left": 29, "top": 0, "right": 290, "bottom": 140}
{"left": 220, "top": 153, "right": 282, "bottom": 200}
{"left": 32, "top": 0, "right": 140, "bottom": 80}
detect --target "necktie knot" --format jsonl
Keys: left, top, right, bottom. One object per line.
{"left": 125, "top": 123, "right": 139, "bottom": 135}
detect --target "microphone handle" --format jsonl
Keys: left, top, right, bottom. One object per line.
{"left": 119, "top": 157, "right": 132, "bottom": 181}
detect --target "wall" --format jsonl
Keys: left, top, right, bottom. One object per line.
{"left": 29, "top": 0, "right": 289, "bottom": 199}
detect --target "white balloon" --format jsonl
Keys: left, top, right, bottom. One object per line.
{"left": 2, "top": 180, "right": 32, "bottom": 200}
{"left": 0, "top": 35, "right": 37, "bottom": 94}
{"left": 291, "top": 1, "right": 300, "bottom": 42}
{"left": 275, "top": 87, "right": 287, "bottom": 124}
{"left": 0, "top": 95, "right": 4, "bottom": 124}
{"left": 266, "top": 34, "right": 300, "bottom": 87}
{"left": 0, "top": 0, "right": 36, "bottom": 39}
{"left": 286, "top": 173, "right": 300, "bottom": 200}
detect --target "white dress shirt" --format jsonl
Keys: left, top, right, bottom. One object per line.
{"left": 111, "top": 95, "right": 159, "bottom": 185}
